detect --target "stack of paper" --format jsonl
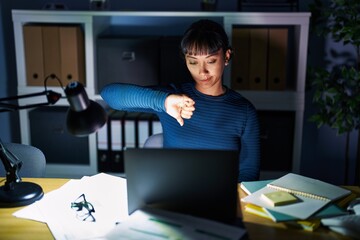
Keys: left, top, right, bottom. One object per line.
{"left": 14, "top": 173, "right": 129, "bottom": 240}
{"left": 240, "top": 173, "right": 351, "bottom": 231}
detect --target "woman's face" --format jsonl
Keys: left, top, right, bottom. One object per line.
{"left": 185, "top": 49, "right": 230, "bottom": 96}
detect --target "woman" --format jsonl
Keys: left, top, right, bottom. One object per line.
{"left": 101, "top": 19, "right": 260, "bottom": 182}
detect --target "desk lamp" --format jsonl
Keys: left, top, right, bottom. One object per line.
{"left": 0, "top": 74, "right": 107, "bottom": 207}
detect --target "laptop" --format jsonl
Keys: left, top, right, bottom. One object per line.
{"left": 124, "top": 148, "right": 239, "bottom": 224}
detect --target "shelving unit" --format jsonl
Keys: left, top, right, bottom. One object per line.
{"left": 12, "top": 10, "right": 310, "bottom": 178}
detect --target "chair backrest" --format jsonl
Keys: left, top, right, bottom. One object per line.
{"left": 143, "top": 133, "right": 163, "bottom": 148}
{"left": 0, "top": 143, "right": 46, "bottom": 178}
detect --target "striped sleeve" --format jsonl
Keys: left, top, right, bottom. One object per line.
{"left": 100, "top": 83, "right": 169, "bottom": 112}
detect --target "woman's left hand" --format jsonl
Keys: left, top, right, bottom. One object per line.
{"left": 164, "top": 94, "right": 195, "bottom": 126}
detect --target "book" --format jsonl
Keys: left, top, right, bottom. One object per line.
{"left": 261, "top": 191, "right": 298, "bottom": 207}
{"left": 264, "top": 203, "right": 347, "bottom": 222}
{"left": 240, "top": 179, "right": 274, "bottom": 195}
{"left": 267, "top": 173, "right": 351, "bottom": 202}
{"left": 244, "top": 204, "right": 321, "bottom": 232}
{"left": 242, "top": 173, "right": 351, "bottom": 220}
{"left": 244, "top": 203, "right": 272, "bottom": 220}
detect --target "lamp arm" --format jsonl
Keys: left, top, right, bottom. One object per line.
{"left": 0, "top": 90, "right": 62, "bottom": 112}
{"left": 0, "top": 140, "right": 22, "bottom": 190}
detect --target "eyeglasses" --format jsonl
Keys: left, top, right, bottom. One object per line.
{"left": 71, "top": 194, "right": 96, "bottom": 222}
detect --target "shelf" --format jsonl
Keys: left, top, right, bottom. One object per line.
{"left": 12, "top": 10, "right": 310, "bottom": 178}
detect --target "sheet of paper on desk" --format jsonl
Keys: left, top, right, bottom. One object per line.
{"left": 106, "top": 207, "right": 247, "bottom": 240}
{"left": 13, "top": 179, "right": 80, "bottom": 223}
{"left": 14, "top": 173, "right": 129, "bottom": 240}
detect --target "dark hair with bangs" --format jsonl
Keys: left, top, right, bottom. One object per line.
{"left": 180, "top": 19, "right": 232, "bottom": 58}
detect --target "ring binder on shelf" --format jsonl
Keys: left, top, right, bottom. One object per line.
{"left": 96, "top": 110, "right": 162, "bottom": 173}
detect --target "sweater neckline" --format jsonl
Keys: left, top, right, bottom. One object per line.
{"left": 191, "top": 83, "right": 229, "bottom": 101}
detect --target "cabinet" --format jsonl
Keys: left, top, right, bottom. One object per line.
{"left": 12, "top": 10, "right": 310, "bottom": 178}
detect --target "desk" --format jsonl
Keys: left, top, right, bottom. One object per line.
{"left": 0, "top": 178, "right": 69, "bottom": 240}
{"left": 0, "top": 178, "right": 359, "bottom": 240}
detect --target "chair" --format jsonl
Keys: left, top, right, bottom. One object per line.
{"left": 143, "top": 133, "right": 163, "bottom": 148}
{"left": 0, "top": 143, "right": 46, "bottom": 178}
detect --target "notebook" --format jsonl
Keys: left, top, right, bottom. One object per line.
{"left": 124, "top": 148, "right": 239, "bottom": 224}
{"left": 240, "top": 178, "right": 348, "bottom": 222}
{"left": 267, "top": 173, "right": 351, "bottom": 202}
{"left": 242, "top": 173, "right": 351, "bottom": 220}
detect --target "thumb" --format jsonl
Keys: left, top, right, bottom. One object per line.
{"left": 176, "top": 116, "right": 184, "bottom": 126}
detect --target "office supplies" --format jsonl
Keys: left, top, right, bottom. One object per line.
{"left": 124, "top": 148, "right": 239, "bottom": 224}
{"left": 249, "top": 28, "right": 268, "bottom": 90}
{"left": 242, "top": 173, "right": 351, "bottom": 219}
{"left": 261, "top": 191, "right": 298, "bottom": 207}
{"left": 321, "top": 214, "right": 360, "bottom": 239}
{"left": 240, "top": 179, "right": 274, "bottom": 195}
{"left": 241, "top": 179, "right": 347, "bottom": 229}
{"left": 347, "top": 198, "right": 360, "bottom": 214}
{"left": 267, "top": 173, "right": 351, "bottom": 202}
{"left": 231, "top": 28, "right": 251, "bottom": 90}
{"left": 106, "top": 207, "right": 247, "bottom": 240}
{"left": 0, "top": 139, "right": 44, "bottom": 207}
{"left": 14, "top": 173, "right": 129, "bottom": 240}
{"left": 244, "top": 204, "right": 321, "bottom": 231}
{"left": 268, "top": 28, "right": 288, "bottom": 91}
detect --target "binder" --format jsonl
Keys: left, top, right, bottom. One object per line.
{"left": 231, "top": 28, "right": 250, "bottom": 90}
{"left": 42, "top": 26, "right": 61, "bottom": 83}
{"left": 249, "top": 28, "right": 268, "bottom": 90}
{"left": 96, "top": 110, "right": 162, "bottom": 172}
{"left": 96, "top": 120, "right": 109, "bottom": 171}
{"left": 23, "top": 25, "right": 45, "bottom": 86}
{"left": 268, "top": 28, "right": 288, "bottom": 91}
{"left": 151, "top": 116, "right": 163, "bottom": 135}
{"left": 138, "top": 113, "right": 153, "bottom": 148}
{"left": 124, "top": 112, "right": 140, "bottom": 149}
{"left": 59, "top": 26, "right": 85, "bottom": 85}
{"left": 97, "top": 110, "right": 125, "bottom": 173}
{"left": 109, "top": 111, "right": 126, "bottom": 173}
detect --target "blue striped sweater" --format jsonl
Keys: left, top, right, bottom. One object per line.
{"left": 101, "top": 82, "right": 260, "bottom": 182}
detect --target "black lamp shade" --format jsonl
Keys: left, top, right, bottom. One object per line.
{"left": 65, "top": 82, "right": 107, "bottom": 137}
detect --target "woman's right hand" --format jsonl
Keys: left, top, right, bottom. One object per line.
{"left": 164, "top": 94, "right": 195, "bottom": 126}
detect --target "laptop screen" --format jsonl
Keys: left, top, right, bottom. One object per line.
{"left": 124, "top": 148, "right": 239, "bottom": 224}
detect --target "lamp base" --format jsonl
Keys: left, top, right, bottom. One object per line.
{"left": 0, "top": 182, "right": 44, "bottom": 208}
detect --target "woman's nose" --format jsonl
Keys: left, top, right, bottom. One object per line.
{"left": 199, "top": 63, "right": 208, "bottom": 74}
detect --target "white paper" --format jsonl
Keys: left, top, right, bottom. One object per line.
{"left": 106, "top": 207, "right": 246, "bottom": 240}
{"left": 14, "top": 173, "right": 129, "bottom": 240}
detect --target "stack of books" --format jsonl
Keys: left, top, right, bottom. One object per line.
{"left": 240, "top": 173, "right": 355, "bottom": 231}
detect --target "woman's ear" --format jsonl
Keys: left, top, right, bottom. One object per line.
{"left": 225, "top": 48, "right": 233, "bottom": 65}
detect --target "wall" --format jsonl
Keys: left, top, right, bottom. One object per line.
{"left": 0, "top": 1, "right": 18, "bottom": 142}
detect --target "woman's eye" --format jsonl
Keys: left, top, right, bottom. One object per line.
{"left": 188, "top": 61, "right": 197, "bottom": 65}
{"left": 208, "top": 59, "right": 216, "bottom": 64}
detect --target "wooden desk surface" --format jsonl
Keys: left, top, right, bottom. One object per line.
{"left": 0, "top": 178, "right": 358, "bottom": 240}
{"left": 0, "top": 178, "right": 69, "bottom": 240}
